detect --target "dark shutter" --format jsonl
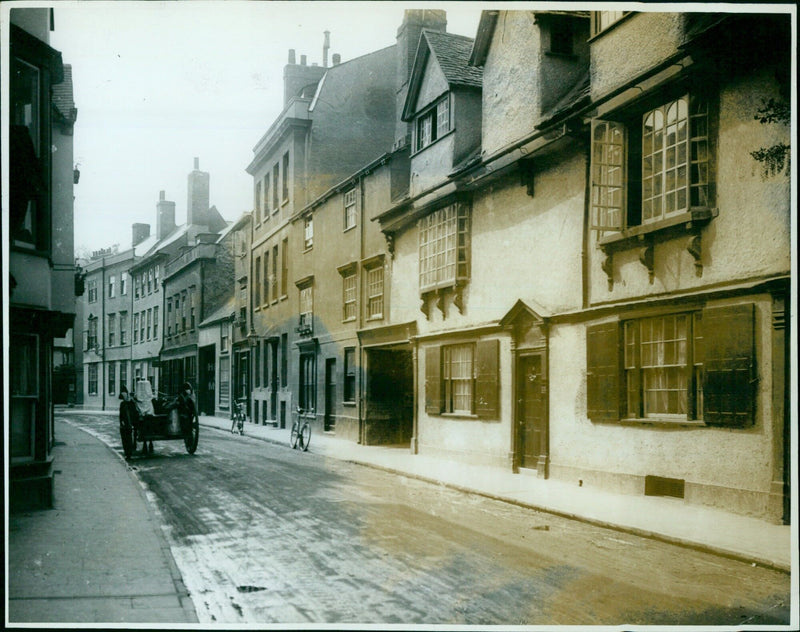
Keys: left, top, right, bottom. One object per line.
{"left": 475, "top": 339, "right": 499, "bottom": 419}
{"left": 703, "top": 303, "right": 756, "bottom": 427}
{"left": 424, "top": 346, "right": 441, "bottom": 415}
{"left": 586, "top": 322, "right": 620, "bottom": 421}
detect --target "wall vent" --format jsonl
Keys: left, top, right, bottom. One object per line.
{"left": 644, "top": 475, "right": 685, "bottom": 499}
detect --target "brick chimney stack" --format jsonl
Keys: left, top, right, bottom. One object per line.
{"left": 132, "top": 223, "right": 151, "bottom": 247}
{"left": 156, "top": 189, "right": 176, "bottom": 239}
{"left": 323, "top": 30, "right": 330, "bottom": 67}
{"left": 283, "top": 47, "right": 326, "bottom": 107}
{"left": 187, "top": 158, "right": 210, "bottom": 228}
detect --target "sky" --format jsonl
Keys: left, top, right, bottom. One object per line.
{"left": 36, "top": 1, "right": 486, "bottom": 256}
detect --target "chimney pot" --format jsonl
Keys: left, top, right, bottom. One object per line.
{"left": 288, "top": 49, "right": 296, "bottom": 64}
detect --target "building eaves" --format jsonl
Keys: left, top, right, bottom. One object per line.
{"left": 52, "top": 64, "right": 77, "bottom": 125}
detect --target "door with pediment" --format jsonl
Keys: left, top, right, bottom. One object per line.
{"left": 517, "top": 351, "right": 548, "bottom": 474}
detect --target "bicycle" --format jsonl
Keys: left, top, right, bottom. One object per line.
{"left": 290, "top": 407, "right": 311, "bottom": 451}
{"left": 231, "top": 398, "right": 246, "bottom": 435}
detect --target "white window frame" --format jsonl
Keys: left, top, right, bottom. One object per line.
{"left": 442, "top": 343, "right": 474, "bottom": 415}
{"left": 418, "top": 203, "right": 470, "bottom": 293}
{"left": 304, "top": 216, "right": 314, "bottom": 250}
{"left": 342, "top": 270, "right": 357, "bottom": 321}
{"left": 299, "top": 285, "right": 313, "bottom": 327}
{"left": 366, "top": 265, "right": 384, "bottom": 320}
{"left": 344, "top": 188, "right": 357, "bottom": 230}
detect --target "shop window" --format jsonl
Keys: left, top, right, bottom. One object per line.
{"left": 10, "top": 334, "right": 38, "bottom": 459}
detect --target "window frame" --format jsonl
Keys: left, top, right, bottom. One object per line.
{"left": 88, "top": 362, "right": 98, "bottom": 396}
{"left": 341, "top": 267, "right": 357, "bottom": 322}
{"left": 343, "top": 188, "right": 357, "bottom": 231}
{"left": 303, "top": 216, "right": 314, "bottom": 250}
{"left": 365, "top": 264, "right": 384, "bottom": 320}
{"left": 418, "top": 202, "right": 471, "bottom": 294}
{"left": 10, "top": 333, "right": 39, "bottom": 461}
{"left": 414, "top": 94, "right": 452, "bottom": 153}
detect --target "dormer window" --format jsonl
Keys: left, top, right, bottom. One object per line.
{"left": 415, "top": 95, "right": 451, "bottom": 152}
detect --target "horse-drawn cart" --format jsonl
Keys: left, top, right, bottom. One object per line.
{"left": 119, "top": 380, "right": 199, "bottom": 457}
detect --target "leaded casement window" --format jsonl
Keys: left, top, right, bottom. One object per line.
{"left": 88, "top": 363, "right": 98, "bottom": 396}
{"left": 254, "top": 256, "right": 262, "bottom": 306}
{"left": 299, "top": 285, "right": 313, "bottom": 328}
{"left": 87, "top": 316, "right": 98, "bottom": 350}
{"left": 586, "top": 304, "right": 755, "bottom": 426}
{"left": 591, "top": 10, "right": 630, "bottom": 36}
{"left": 10, "top": 334, "right": 39, "bottom": 459}
{"left": 108, "top": 313, "right": 116, "bottom": 346}
{"left": 415, "top": 95, "right": 451, "bottom": 152}
{"left": 366, "top": 265, "right": 384, "bottom": 320}
{"left": 342, "top": 269, "right": 357, "bottom": 321}
{"left": 304, "top": 216, "right": 314, "bottom": 250}
{"left": 418, "top": 202, "right": 470, "bottom": 293}
{"left": 343, "top": 347, "right": 356, "bottom": 404}
{"left": 120, "top": 311, "right": 128, "bottom": 345}
{"left": 299, "top": 352, "right": 316, "bottom": 412}
{"left": 425, "top": 340, "right": 499, "bottom": 419}
{"left": 591, "top": 93, "right": 712, "bottom": 235}
{"left": 344, "top": 188, "right": 357, "bottom": 230}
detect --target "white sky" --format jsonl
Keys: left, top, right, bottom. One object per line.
{"left": 38, "top": 1, "right": 486, "bottom": 255}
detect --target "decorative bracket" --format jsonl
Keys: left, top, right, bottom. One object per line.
{"left": 384, "top": 233, "right": 395, "bottom": 259}
{"left": 687, "top": 234, "right": 703, "bottom": 277}
{"left": 601, "top": 254, "right": 614, "bottom": 291}
{"left": 638, "top": 244, "right": 655, "bottom": 283}
{"left": 435, "top": 289, "right": 446, "bottom": 317}
{"left": 420, "top": 295, "right": 430, "bottom": 320}
{"left": 453, "top": 284, "right": 465, "bottom": 314}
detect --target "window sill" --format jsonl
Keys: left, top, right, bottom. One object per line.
{"left": 343, "top": 225, "right": 356, "bottom": 234}
{"left": 303, "top": 247, "right": 313, "bottom": 253}
{"left": 598, "top": 207, "right": 716, "bottom": 255}
{"left": 366, "top": 315, "right": 383, "bottom": 322}
{"left": 438, "top": 412, "right": 479, "bottom": 420}
{"left": 342, "top": 317, "right": 356, "bottom": 324}
{"left": 619, "top": 417, "right": 706, "bottom": 428}
{"left": 343, "top": 401, "right": 356, "bottom": 407}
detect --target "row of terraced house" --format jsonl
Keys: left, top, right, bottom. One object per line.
{"left": 78, "top": 9, "right": 792, "bottom": 525}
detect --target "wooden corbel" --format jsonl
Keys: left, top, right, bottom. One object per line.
{"left": 601, "top": 254, "right": 614, "bottom": 291}
{"left": 420, "top": 295, "right": 430, "bottom": 320}
{"left": 453, "top": 284, "right": 465, "bottom": 314}
{"left": 384, "top": 233, "right": 395, "bottom": 259}
{"left": 639, "top": 244, "right": 655, "bottom": 283}
{"left": 687, "top": 234, "right": 702, "bottom": 277}
{"left": 436, "top": 289, "right": 446, "bottom": 317}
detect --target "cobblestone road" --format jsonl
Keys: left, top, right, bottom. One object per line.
{"left": 64, "top": 413, "right": 791, "bottom": 626}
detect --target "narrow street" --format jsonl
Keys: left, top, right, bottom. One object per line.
{"left": 62, "top": 412, "right": 790, "bottom": 626}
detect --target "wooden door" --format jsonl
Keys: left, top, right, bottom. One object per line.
{"left": 518, "top": 353, "right": 548, "bottom": 472}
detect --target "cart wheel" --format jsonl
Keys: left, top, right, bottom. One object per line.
{"left": 184, "top": 412, "right": 199, "bottom": 454}
{"left": 120, "top": 405, "right": 136, "bottom": 459}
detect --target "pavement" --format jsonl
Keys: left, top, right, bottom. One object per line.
{"left": 6, "top": 417, "right": 198, "bottom": 625}
{"left": 7, "top": 408, "right": 793, "bottom": 626}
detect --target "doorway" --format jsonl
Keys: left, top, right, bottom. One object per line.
{"left": 199, "top": 345, "right": 216, "bottom": 415}
{"left": 517, "top": 352, "right": 548, "bottom": 475}
{"left": 324, "top": 358, "right": 336, "bottom": 431}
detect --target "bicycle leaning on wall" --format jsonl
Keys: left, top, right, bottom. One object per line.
{"left": 230, "top": 397, "right": 246, "bottom": 435}
{"left": 290, "top": 407, "right": 311, "bottom": 451}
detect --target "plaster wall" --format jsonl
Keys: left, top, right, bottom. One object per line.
{"left": 417, "top": 334, "right": 513, "bottom": 468}
{"left": 587, "top": 69, "right": 791, "bottom": 303}
{"left": 452, "top": 90, "right": 482, "bottom": 164}
{"left": 590, "top": 13, "right": 684, "bottom": 101}
{"left": 548, "top": 294, "right": 779, "bottom": 518}
{"left": 410, "top": 134, "right": 455, "bottom": 196}
{"left": 481, "top": 11, "right": 542, "bottom": 155}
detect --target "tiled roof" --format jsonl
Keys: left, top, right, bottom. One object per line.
{"left": 422, "top": 30, "right": 483, "bottom": 88}
{"left": 52, "top": 64, "right": 77, "bottom": 123}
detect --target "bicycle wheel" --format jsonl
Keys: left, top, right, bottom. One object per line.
{"left": 290, "top": 421, "right": 300, "bottom": 449}
{"left": 300, "top": 422, "right": 311, "bottom": 452}
{"left": 238, "top": 414, "right": 245, "bottom": 435}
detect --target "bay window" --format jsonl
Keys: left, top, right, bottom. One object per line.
{"left": 418, "top": 202, "right": 470, "bottom": 293}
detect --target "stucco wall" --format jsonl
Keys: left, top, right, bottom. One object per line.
{"left": 481, "top": 11, "right": 542, "bottom": 155}
{"left": 590, "top": 13, "right": 684, "bottom": 100}
{"left": 548, "top": 294, "right": 778, "bottom": 517}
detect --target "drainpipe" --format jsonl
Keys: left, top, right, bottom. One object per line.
{"left": 358, "top": 177, "right": 366, "bottom": 444}
{"left": 581, "top": 138, "right": 591, "bottom": 310}
{"left": 101, "top": 258, "right": 106, "bottom": 411}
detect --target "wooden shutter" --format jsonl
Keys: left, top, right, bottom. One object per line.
{"left": 475, "top": 339, "right": 499, "bottom": 419}
{"left": 424, "top": 346, "right": 441, "bottom": 414}
{"left": 586, "top": 322, "right": 620, "bottom": 421}
{"left": 590, "top": 119, "right": 626, "bottom": 232}
{"left": 703, "top": 303, "right": 756, "bottom": 427}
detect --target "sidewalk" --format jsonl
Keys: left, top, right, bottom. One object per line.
{"left": 7, "top": 418, "right": 198, "bottom": 625}
{"left": 203, "top": 413, "right": 793, "bottom": 572}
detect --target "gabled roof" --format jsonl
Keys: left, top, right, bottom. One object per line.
{"left": 402, "top": 30, "right": 482, "bottom": 121}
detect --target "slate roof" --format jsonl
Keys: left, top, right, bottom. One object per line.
{"left": 422, "top": 30, "right": 483, "bottom": 89}
{"left": 52, "top": 64, "right": 77, "bottom": 123}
